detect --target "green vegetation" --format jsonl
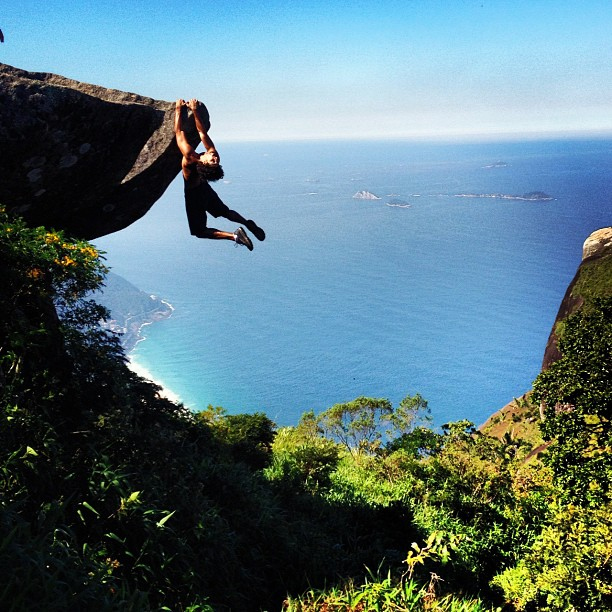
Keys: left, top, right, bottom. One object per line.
{"left": 479, "top": 394, "right": 544, "bottom": 450}
{"left": 2, "top": 206, "right": 612, "bottom": 610}
{"left": 571, "top": 253, "right": 612, "bottom": 303}
{"left": 553, "top": 252, "right": 612, "bottom": 347}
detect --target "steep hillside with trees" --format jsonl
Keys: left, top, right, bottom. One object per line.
{"left": 95, "top": 271, "right": 173, "bottom": 351}
{"left": 542, "top": 227, "right": 612, "bottom": 369}
{"left": 2, "top": 206, "right": 612, "bottom": 611}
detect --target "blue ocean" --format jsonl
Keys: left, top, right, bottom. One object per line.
{"left": 95, "top": 138, "right": 612, "bottom": 428}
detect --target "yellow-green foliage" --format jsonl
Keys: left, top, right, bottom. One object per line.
{"left": 284, "top": 566, "right": 497, "bottom": 611}
{"left": 325, "top": 453, "right": 416, "bottom": 506}
{"left": 479, "top": 394, "right": 544, "bottom": 453}
{"left": 268, "top": 413, "right": 341, "bottom": 490}
{"left": 492, "top": 503, "right": 612, "bottom": 610}
{"left": 554, "top": 253, "right": 612, "bottom": 343}
{"left": 0, "top": 206, "right": 106, "bottom": 295}
{"left": 572, "top": 253, "right": 612, "bottom": 302}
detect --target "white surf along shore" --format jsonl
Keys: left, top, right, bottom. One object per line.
{"left": 123, "top": 299, "right": 184, "bottom": 406}
{"left": 126, "top": 356, "right": 183, "bottom": 406}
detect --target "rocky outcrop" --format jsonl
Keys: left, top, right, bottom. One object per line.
{"left": 542, "top": 227, "right": 612, "bottom": 369}
{"left": 0, "top": 63, "right": 202, "bottom": 239}
{"left": 582, "top": 227, "right": 612, "bottom": 259}
{"left": 353, "top": 190, "right": 380, "bottom": 200}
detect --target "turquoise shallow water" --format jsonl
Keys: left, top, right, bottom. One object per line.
{"left": 95, "top": 138, "right": 612, "bottom": 427}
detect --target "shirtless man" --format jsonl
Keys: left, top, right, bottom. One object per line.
{"left": 174, "top": 98, "right": 265, "bottom": 250}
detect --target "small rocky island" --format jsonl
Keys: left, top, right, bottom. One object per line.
{"left": 353, "top": 190, "right": 381, "bottom": 200}
{"left": 454, "top": 191, "right": 553, "bottom": 201}
{"left": 386, "top": 198, "right": 411, "bottom": 208}
{"left": 94, "top": 272, "right": 173, "bottom": 351}
{"left": 520, "top": 191, "right": 554, "bottom": 201}
{"left": 483, "top": 161, "right": 509, "bottom": 168}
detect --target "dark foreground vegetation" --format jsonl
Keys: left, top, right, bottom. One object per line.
{"left": 1, "top": 206, "right": 612, "bottom": 611}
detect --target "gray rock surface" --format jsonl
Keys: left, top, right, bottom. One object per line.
{"left": 0, "top": 63, "right": 202, "bottom": 239}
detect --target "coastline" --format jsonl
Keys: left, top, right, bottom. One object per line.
{"left": 122, "top": 298, "right": 175, "bottom": 352}
{"left": 127, "top": 355, "right": 183, "bottom": 406}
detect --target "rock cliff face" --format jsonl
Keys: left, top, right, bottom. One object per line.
{"left": 0, "top": 63, "right": 202, "bottom": 239}
{"left": 542, "top": 227, "right": 612, "bottom": 369}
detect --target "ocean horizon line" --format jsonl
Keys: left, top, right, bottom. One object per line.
{"left": 217, "top": 129, "right": 612, "bottom": 146}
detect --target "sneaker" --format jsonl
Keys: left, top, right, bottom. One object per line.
{"left": 246, "top": 220, "right": 266, "bottom": 241}
{"left": 234, "top": 227, "right": 253, "bottom": 251}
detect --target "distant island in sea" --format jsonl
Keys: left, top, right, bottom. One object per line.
{"left": 95, "top": 272, "right": 173, "bottom": 351}
{"left": 454, "top": 191, "right": 554, "bottom": 201}
{"left": 353, "top": 190, "right": 381, "bottom": 200}
{"left": 386, "top": 198, "right": 411, "bottom": 208}
{"left": 482, "top": 161, "right": 509, "bottom": 168}
{"left": 353, "top": 189, "right": 553, "bottom": 204}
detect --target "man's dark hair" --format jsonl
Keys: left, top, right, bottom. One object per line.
{"left": 197, "top": 163, "right": 225, "bottom": 182}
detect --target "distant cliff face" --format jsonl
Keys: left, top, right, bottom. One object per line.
{"left": 0, "top": 63, "right": 202, "bottom": 239}
{"left": 542, "top": 227, "right": 612, "bottom": 369}
{"left": 95, "top": 272, "right": 173, "bottom": 352}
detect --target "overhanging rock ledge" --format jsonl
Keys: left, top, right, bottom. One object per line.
{"left": 0, "top": 63, "right": 201, "bottom": 239}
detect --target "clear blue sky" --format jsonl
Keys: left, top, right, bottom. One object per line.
{"left": 2, "top": 0, "right": 611, "bottom": 141}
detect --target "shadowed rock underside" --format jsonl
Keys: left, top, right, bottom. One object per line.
{"left": 0, "top": 63, "right": 202, "bottom": 239}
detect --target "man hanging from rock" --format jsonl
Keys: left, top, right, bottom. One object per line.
{"left": 174, "top": 98, "right": 265, "bottom": 250}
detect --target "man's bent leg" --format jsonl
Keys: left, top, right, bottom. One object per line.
{"left": 245, "top": 219, "right": 265, "bottom": 241}
{"left": 221, "top": 208, "right": 265, "bottom": 241}
{"left": 192, "top": 228, "right": 233, "bottom": 240}
{"left": 193, "top": 227, "right": 253, "bottom": 251}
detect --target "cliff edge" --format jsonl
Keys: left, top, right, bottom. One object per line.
{"left": 481, "top": 226, "right": 612, "bottom": 441}
{"left": 0, "top": 63, "right": 201, "bottom": 239}
{"left": 542, "top": 227, "right": 612, "bottom": 369}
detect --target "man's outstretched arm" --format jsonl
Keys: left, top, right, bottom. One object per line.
{"left": 174, "top": 99, "right": 198, "bottom": 159}
{"left": 187, "top": 98, "right": 216, "bottom": 152}
{"left": 174, "top": 99, "right": 201, "bottom": 181}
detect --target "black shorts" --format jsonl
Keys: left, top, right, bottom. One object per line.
{"left": 184, "top": 181, "right": 230, "bottom": 234}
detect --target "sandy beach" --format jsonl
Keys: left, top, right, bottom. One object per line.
{"left": 127, "top": 357, "right": 183, "bottom": 405}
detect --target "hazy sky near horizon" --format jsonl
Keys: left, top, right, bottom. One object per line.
{"left": 1, "top": 0, "right": 611, "bottom": 142}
